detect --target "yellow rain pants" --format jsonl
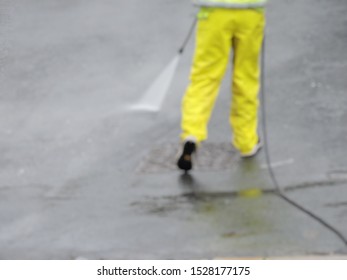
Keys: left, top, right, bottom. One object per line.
{"left": 181, "top": 8, "right": 265, "bottom": 154}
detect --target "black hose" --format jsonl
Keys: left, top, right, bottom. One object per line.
{"left": 260, "top": 35, "right": 347, "bottom": 247}
{"left": 178, "top": 17, "right": 198, "bottom": 54}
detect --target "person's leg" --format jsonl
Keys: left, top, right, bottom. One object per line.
{"left": 230, "top": 9, "right": 265, "bottom": 155}
{"left": 181, "top": 8, "right": 232, "bottom": 143}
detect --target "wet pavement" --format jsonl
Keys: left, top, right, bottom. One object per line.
{"left": 0, "top": 0, "right": 347, "bottom": 259}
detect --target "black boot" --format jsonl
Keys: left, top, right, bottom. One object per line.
{"left": 177, "top": 141, "right": 196, "bottom": 172}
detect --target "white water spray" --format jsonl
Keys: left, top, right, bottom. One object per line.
{"left": 128, "top": 54, "right": 181, "bottom": 112}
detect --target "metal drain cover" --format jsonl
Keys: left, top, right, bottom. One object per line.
{"left": 137, "top": 142, "right": 239, "bottom": 173}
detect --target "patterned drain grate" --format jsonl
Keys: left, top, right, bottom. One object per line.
{"left": 137, "top": 142, "right": 239, "bottom": 173}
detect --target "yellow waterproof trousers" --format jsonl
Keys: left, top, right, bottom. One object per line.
{"left": 181, "top": 8, "right": 265, "bottom": 154}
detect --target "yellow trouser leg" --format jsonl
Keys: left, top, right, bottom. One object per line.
{"left": 181, "top": 9, "right": 231, "bottom": 143}
{"left": 230, "top": 10, "right": 265, "bottom": 153}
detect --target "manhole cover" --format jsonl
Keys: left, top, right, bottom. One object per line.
{"left": 137, "top": 142, "right": 239, "bottom": 173}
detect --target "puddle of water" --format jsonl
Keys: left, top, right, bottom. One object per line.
{"left": 238, "top": 188, "right": 263, "bottom": 198}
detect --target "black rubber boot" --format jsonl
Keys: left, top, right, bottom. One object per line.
{"left": 177, "top": 141, "right": 196, "bottom": 172}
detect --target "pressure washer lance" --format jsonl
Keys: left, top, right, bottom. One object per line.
{"left": 179, "top": 17, "right": 197, "bottom": 54}
{"left": 259, "top": 36, "right": 347, "bottom": 247}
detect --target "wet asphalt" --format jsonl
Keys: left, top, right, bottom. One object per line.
{"left": 0, "top": 0, "right": 347, "bottom": 259}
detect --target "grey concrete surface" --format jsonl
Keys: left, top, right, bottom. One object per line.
{"left": 0, "top": 0, "right": 347, "bottom": 259}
